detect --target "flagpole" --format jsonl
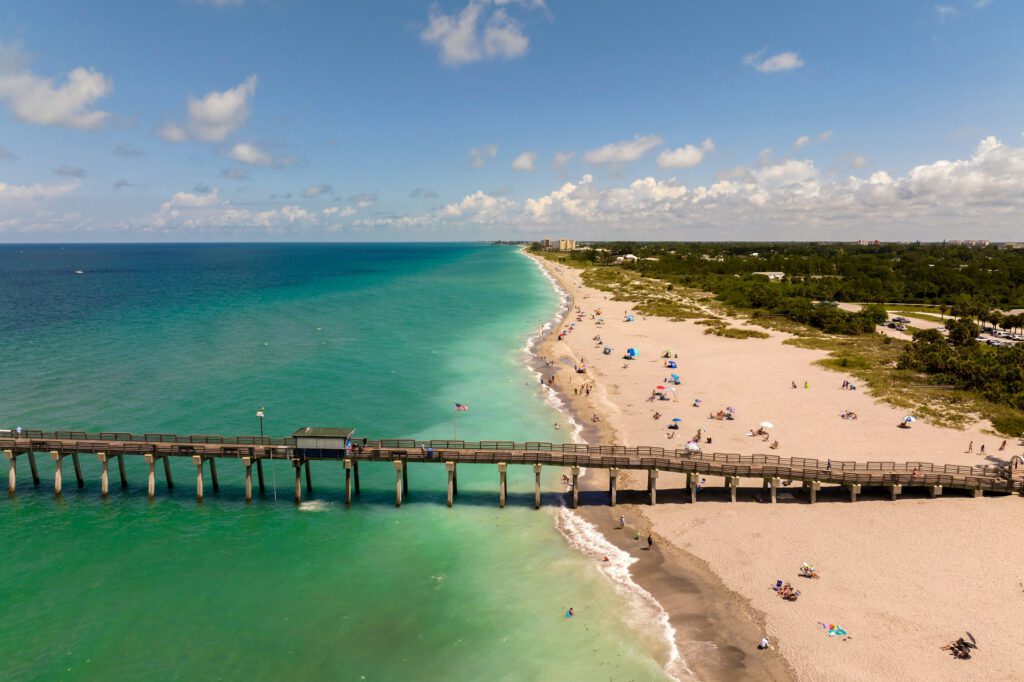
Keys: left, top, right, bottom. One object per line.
{"left": 454, "top": 407, "right": 458, "bottom": 442}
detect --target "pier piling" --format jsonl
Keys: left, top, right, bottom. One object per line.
{"left": 256, "top": 458, "right": 265, "bottom": 493}
{"left": 96, "top": 452, "right": 109, "bottom": 496}
{"left": 689, "top": 476, "right": 698, "bottom": 503}
{"left": 354, "top": 460, "right": 361, "bottom": 495}
{"left": 887, "top": 483, "right": 902, "bottom": 500}
{"left": 807, "top": 480, "right": 820, "bottom": 504}
{"left": 144, "top": 454, "right": 156, "bottom": 498}
{"left": 71, "top": 453, "right": 84, "bottom": 488}
{"left": 533, "top": 463, "right": 542, "bottom": 509}
{"left": 929, "top": 484, "right": 942, "bottom": 498}
{"left": 304, "top": 459, "right": 313, "bottom": 493}
{"left": 727, "top": 476, "right": 738, "bottom": 502}
{"left": 192, "top": 456, "right": 205, "bottom": 499}
{"left": 571, "top": 466, "right": 581, "bottom": 509}
{"left": 162, "top": 454, "right": 173, "bottom": 490}
{"left": 293, "top": 459, "right": 303, "bottom": 504}
{"left": 847, "top": 483, "right": 861, "bottom": 503}
{"left": 402, "top": 461, "right": 409, "bottom": 495}
{"left": 498, "top": 462, "right": 507, "bottom": 508}
{"left": 446, "top": 461, "right": 455, "bottom": 507}
{"left": 209, "top": 457, "right": 219, "bottom": 492}
{"left": 452, "top": 464, "right": 458, "bottom": 496}
{"left": 344, "top": 459, "right": 352, "bottom": 505}
{"left": 116, "top": 453, "right": 127, "bottom": 488}
{"left": 768, "top": 478, "right": 779, "bottom": 504}
{"left": 394, "top": 460, "right": 403, "bottom": 507}
{"left": 242, "top": 457, "right": 253, "bottom": 502}
{"left": 608, "top": 468, "right": 618, "bottom": 506}
{"left": 648, "top": 469, "right": 658, "bottom": 505}
{"left": 28, "top": 452, "right": 39, "bottom": 486}
{"left": 5, "top": 450, "right": 15, "bottom": 493}
{"left": 51, "top": 451, "right": 62, "bottom": 495}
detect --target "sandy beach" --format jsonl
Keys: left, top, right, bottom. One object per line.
{"left": 530, "top": 253, "right": 1024, "bottom": 682}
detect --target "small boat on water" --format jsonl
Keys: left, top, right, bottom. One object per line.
{"left": 74, "top": 269, "right": 84, "bottom": 275}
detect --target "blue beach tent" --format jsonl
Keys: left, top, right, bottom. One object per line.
{"left": 667, "top": 360, "right": 677, "bottom": 369}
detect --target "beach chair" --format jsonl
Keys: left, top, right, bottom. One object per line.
{"left": 772, "top": 579, "right": 782, "bottom": 591}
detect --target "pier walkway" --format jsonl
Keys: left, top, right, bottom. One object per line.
{"left": 3, "top": 429, "right": 1022, "bottom": 507}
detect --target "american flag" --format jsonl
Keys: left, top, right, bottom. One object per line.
{"left": 455, "top": 403, "right": 469, "bottom": 411}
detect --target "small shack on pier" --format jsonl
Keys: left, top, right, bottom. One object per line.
{"left": 292, "top": 427, "right": 356, "bottom": 458}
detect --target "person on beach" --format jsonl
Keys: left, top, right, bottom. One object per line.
{"left": 1000, "top": 440, "right": 1007, "bottom": 451}
{"left": 967, "top": 441, "right": 973, "bottom": 453}
{"left": 980, "top": 444, "right": 986, "bottom": 455}
{"left": 647, "top": 534, "right": 653, "bottom": 550}
{"left": 619, "top": 515, "right": 625, "bottom": 529}
{"left": 758, "top": 636, "right": 770, "bottom": 650}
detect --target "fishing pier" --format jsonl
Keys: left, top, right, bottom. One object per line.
{"left": 3, "top": 427, "right": 1022, "bottom": 507}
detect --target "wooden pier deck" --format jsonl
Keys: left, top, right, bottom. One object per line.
{"left": 3, "top": 429, "right": 1022, "bottom": 507}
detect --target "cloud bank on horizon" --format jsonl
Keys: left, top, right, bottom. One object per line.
{"left": 0, "top": 0, "right": 1022, "bottom": 241}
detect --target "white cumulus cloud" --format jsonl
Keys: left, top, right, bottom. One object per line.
{"left": 794, "top": 129, "right": 833, "bottom": 148}
{"left": 584, "top": 135, "right": 663, "bottom": 165}
{"left": 743, "top": 50, "right": 805, "bottom": 74}
{"left": 468, "top": 143, "right": 498, "bottom": 168}
{"left": 421, "top": 0, "right": 536, "bottom": 66}
{"left": 0, "top": 44, "right": 113, "bottom": 129}
{"left": 657, "top": 138, "right": 715, "bottom": 169}
{"left": 160, "top": 75, "right": 257, "bottom": 143}
{"left": 0, "top": 180, "right": 78, "bottom": 202}
{"left": 512, "top": 151, "right": 536, "bottom": 171}
{"left": 228, "top": 142, "right": 272, "bottom": 166}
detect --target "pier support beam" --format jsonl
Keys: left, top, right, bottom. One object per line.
{"left": 498, "top": 462, "right": 507, "bottom": 508}
{"left": 846, "top": 483, "right": 861, "bottom": 503}
{"left": 28, "top": 452, "right": 39, "bottom": 486}
{"left": 403, "top": 461, "right": 409, "bottom": 496}
{"left": 453, "top": 464, "right": 458, "bottom": 496}
{"left": 242, "top": 457, "right": 253, "bottom": 502}
{"left": 767, "top": 477, "right": 779, "bottom": 504}
{"left": 5, "top": 450, "right": 15, "bottom": 493}
{"left": 344, "top": 459, "right": 353, "bottom": 506}
{"left": 71, "top": 453, "right": 84, "bottom": 488}
{"left": 256, "top": 458, "right": 265, "bottom": 493}
{"left": 608, "top": 468, "right": 618, "bottom": 507}
{"left": 571, "top": 466, "right": 581, "bottom": 509}
{"left": 394, "top": 461, "right": 404, "bottom": 507}
{"left": 807, "top": 480, "right": 820, "bottom": 504}
{"left": 727, "top": 476, "right": 738, "bottom": 502}
{"left": 971, "top": 488, "right": 983, "bottom": 498}
{"left": 51, "top": 451, "right": 62, "bottom": 495}
{"left": 446, "top": 461, "right": 456, "bottom": 507}
{"left": 192, "top": 455, "right": 205, "bottom": 500}
{"left": 689, "top": 475, "right": 698, "bottom": 503}
{"left": 533, "top": 463, "right": 542, "bottom": 509}
{"left": 887, "top": 483, "right": 902, "bottom": 501}
{"left": 648, "top": 469, "right": 659, "bottom": 505}
{"left": 96, "top": 452, "right": 109, "bottom": 496}
{"left": 304, "top": 459, "right": 313, "bottom": 494}
{"left": 293, "top": 459, "right": 303, "bottom": 504}
{"left": 929, "top": 484, "right": 943, "bottom": 498}
{"left": 354, "top": 460, "right": 361, "bottom": 496}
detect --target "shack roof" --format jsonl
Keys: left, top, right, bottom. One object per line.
{"left": 292, "top": 427, "right": 355, "bottom": 438}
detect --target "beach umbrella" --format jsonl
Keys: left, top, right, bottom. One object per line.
{"left": 760, "top": 421, "right": 774, "bottom": 429}
{"left": 685, "top": 441, "right": 700, "bottom": 452}
{"left": 670, "top": 373, "right": 680, "bottom": 381}
{"left": 671, "top": 417, "right": 682, "bottom": 422}
{"left": 903, "top": 416, "right": 916, "bottom": 423}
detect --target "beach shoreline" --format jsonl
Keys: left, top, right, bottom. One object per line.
{"left": 523, "top": 249, "right": 795, "bottom": 681}
{"left": 523, "top": 249, "right": 1024, "bottom": 682}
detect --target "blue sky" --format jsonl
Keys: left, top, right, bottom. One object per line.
{"left": 1, "top": 0, "right": 1022, "bottom": 241}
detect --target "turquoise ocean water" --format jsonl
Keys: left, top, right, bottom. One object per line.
{"left": 0, "top": 244, "right": 678, "bottom": 681}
